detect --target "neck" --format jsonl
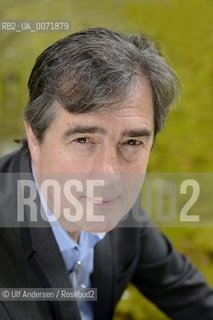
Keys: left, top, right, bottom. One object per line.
{"left": 67, "top": 230, "right": 80, "bottom": 243}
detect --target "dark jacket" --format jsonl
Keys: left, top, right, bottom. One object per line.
{"left": 0, "top": 149, "right": 213, "bottom": 319}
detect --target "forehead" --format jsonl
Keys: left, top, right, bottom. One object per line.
{"left": 46, "top": 82, "right": 154, "bottom": 137}
{"left": 54, "top": 81, "right": 153, "bottom": 126}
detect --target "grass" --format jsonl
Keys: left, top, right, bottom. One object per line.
{"left": 0, "top": 0, "right": 212, "bottom": 318}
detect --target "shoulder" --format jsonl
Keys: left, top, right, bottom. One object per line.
{"left": 0, "top": 149, "right": 31, "bottom": 227}
{"left": 0, "top": 149, "right": 22, "bottom": 172}
{"left": 0, "top": 148, "right": 31, "bottom": 173}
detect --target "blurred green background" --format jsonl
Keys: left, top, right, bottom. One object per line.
{"left": 0, "top": 0, "right": 212, "bottom": 319}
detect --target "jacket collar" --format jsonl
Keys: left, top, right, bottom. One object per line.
{"left": 17, "top": 150, "right": 81, "bottom": 319}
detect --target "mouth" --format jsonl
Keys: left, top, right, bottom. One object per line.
{"left": 81, "top": 195, "right": 121, "bottom": 207}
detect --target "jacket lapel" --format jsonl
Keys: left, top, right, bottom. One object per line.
{"left": 17, "top": 150, "right": 81, "bottom": 320}
{"left": 22, "top": 226, "right": 81, "bottom": 320}
{"left": 92, "top": 234, "right": 115, "bottom": 320}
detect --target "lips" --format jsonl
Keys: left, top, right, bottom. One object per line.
{"left": 81, "top": 195, "right": 121, "bottom": 206}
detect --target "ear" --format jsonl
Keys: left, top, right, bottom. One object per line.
{"left": 24, "top": 121, "right": 40, "bottom": 166}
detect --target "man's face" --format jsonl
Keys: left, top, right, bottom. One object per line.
{"left": 26, "top": 82, "right": 154, "bottom": 233}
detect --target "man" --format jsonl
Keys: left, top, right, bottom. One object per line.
{"left": 0, "top": 27, "right": 213, "bottom": 320}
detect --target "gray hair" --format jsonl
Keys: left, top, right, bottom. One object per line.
{"left": 23, "top": 27, "right": 180, "bottom": 148}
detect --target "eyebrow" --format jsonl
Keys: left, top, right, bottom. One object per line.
{"left": 63, "top": 125, "right": 107, "bottom": 140}
{"left": 122, "top": 129, "right": 152, "bottom": 138}
{"left": 62, "top": 125, "right": 152, "bottom": 140}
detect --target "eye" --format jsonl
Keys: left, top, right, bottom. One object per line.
{"left": 74, "top": 137, "right": 90, "bottom": 144}
{"left": 124, "top": 139, "right": 143, "bottom": 146}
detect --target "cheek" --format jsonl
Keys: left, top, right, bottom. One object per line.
{"left": 142, "top": 148, "right": 152, "bottom": 164}
{"left": 38, "top": 152, "right": 62, "bottom": 174}
{"left": 45, "top": 156, "right": 86, "bottom": 174}
{"left": 127, "top": 153, "right": 151, "bottom": 174}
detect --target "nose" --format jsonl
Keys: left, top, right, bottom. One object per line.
{"left": 91, "top": 143, "right": 121, "bottom": 179}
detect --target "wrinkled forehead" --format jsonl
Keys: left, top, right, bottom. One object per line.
{"left": 49, "top": 81, "right": 155, "bottom": 136}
